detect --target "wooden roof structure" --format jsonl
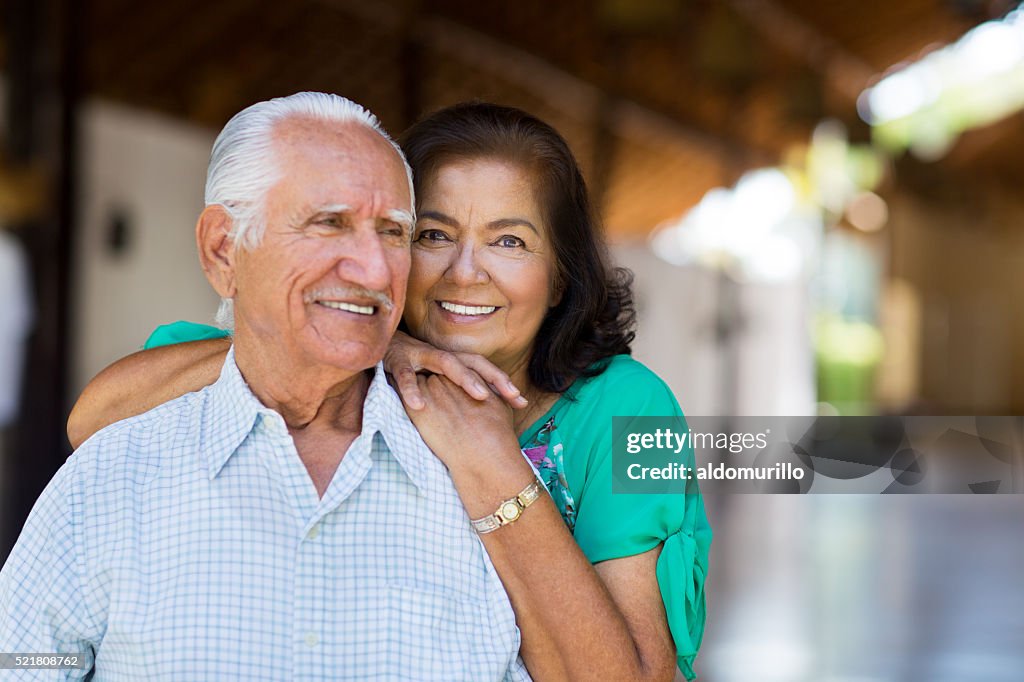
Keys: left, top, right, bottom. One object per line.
{"left": 0, "top": 0, "right": 995, "bottom": 236}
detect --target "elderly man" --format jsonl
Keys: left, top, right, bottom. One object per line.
{"left": 0, "top": 93, "right": 528, "bottom": 681}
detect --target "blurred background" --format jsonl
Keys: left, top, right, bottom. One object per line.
{"left": 1, "top": 0, "right": 1023, "bottom": 679}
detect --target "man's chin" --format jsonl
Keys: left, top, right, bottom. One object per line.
{"left": 305, "top": 340, "right": 387, "bottom": 374}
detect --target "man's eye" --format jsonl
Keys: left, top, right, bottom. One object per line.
{"left": 315, "top": 216, "right": 343, "bottom": 228}
{"left": 495, "top": 235, "right": 525, "bottom": 248}
{"left": 380, "top": 223, "right": 407, "bottom": 238}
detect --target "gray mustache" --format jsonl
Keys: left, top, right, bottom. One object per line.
{"left": 303, "top": 286, "right": 395, "bottom": 312}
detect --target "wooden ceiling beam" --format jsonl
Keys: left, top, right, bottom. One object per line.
{"left": 303, "top": 1, "right": 772, "bottom": 169}
{"left": 88, "top": 0, "right": 198, "bottom": 88}
{"left": 726, "top": 0, "right": 878, "bottom": 102}
{"left": 121, "top": 0, "right": 254, "bottom": 102}
{"left": 419, "top": 14, "right": 773, "bottom": 162}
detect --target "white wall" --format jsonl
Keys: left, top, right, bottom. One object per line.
{"left": 613, "top": 244, "right": 723, "bottom": 415}
{"left": 613, "top": 243, "right": 815, "bottom": 416}
{"left": 72, "top": 101, "right": 220, "bottom": 395}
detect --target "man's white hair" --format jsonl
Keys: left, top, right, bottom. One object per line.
{"left": 205, "top": 91, "right": 414, "bottom": 329}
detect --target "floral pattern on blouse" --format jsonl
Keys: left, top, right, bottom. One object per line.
{"left": 522, "top": 416, "right": 577, "bottom": 532}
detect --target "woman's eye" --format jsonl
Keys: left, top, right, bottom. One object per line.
{"left": 495, "top": 235, "right": 525, "bottom": 248}
{"left": 415, "top": 229, "right": 450, "bottom": 243}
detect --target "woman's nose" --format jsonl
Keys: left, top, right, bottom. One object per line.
{"left": 445, "top": 242, "right": 489, "bottom": 286}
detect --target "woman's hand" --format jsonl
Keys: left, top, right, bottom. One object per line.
{"left": 384, "top": 330, "right": 527, "bottom": 411}
{"left": 404, "top": 373, "right": 520, "bottom": 466}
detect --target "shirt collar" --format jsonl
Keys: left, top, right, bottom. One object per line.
{"left": 201, "top": 346, "right": 268, "bottom": 479}
{"left": 201, "top": 346, "right": 443, "bottom": 495}
{"left": 360, "top": 363, "right": 444, "bottom": 496}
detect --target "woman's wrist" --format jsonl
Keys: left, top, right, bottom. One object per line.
{"left": 446, "top": 440, "right": 539, "bottom": 519}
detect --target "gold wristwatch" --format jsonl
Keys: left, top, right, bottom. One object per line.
{"left": 471, "top": 480, "right": 543, "bottom": 534}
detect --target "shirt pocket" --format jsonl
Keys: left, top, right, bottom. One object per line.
{"left": 385, "top": 585, "right": 500, "bottom": 681}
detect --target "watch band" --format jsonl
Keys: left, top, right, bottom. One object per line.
{"left": 471, "top": 480, "right": 543, "bottom": 534}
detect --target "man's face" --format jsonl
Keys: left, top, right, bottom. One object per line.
{"left": 230, "top": 119, "right": 412, "bottom": 376}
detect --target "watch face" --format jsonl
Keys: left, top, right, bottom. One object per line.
{"left": 500, "top": 502, "right": 521, "bottom": 521}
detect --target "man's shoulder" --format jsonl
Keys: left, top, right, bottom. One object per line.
{"left": 73, "top": 388, "right": 209, "bottom": 473}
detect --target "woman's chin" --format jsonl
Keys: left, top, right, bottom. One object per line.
{"left": 422, "top": 329, "right": 493, "bottom": 359}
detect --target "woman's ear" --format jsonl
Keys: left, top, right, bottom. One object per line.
{"left": 196, "top": 205, "right": 237, "bottom": 298}
{"left": 550, "top": 272, "right": 565, "bottom": 308}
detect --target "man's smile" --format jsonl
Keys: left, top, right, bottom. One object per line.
{"left": 316, "top": 300, "right": 375, "bottom": 315}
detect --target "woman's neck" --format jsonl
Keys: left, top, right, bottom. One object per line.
{"left": 511, "top": 380, "right": 561, "bottom": 438}
{"left": 499, "top": 354, "right": 561, "bottom": 437}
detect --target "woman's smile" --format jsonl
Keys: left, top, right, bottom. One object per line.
{"left": 435, "top": 300, "right": 501, "bottom": 322}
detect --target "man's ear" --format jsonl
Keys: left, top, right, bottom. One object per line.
{"left": 196, "top": 205, "right": 237, "bottom": 298}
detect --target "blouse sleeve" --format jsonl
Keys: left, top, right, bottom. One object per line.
{"left": 566, "top": 357, "right": 711, "bottom": 680}
{"left": 143, "top": 321, "right": 231, "bottom": 349}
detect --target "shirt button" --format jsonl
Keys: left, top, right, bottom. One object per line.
{"left": 306, "top": 524, "right": 320, "bottom": 540}
{"left": 305, "top": 632, "right": 319, "bottom": 647}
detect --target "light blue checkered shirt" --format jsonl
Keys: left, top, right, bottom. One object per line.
{"left": 0, "top": 348, "right": 530, "bottom": 681}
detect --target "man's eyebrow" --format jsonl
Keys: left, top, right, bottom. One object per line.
{"left": 313, "top": 203, "right": 352, "bottom": 215}
{"left": 308, "top": 204, "right": 414, "bottom": 232}
{"left": 385, "top": 209, "right": 415, "bottom": 231}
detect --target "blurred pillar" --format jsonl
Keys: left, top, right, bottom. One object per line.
{"left": 399, "top": 0, "right": 424, "bottom": 130}
{"left": 588, "top": 23, "right": 624, "bottom": 221}
{"left": 589, "top": 93, "right": 618, "bottom": 220}
{"left": 1, "top": 0, "right": 83, "bottom": 559}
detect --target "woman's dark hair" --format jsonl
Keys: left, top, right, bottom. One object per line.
{"left": 399, "top": 102, "right": 636, "bottom": 393}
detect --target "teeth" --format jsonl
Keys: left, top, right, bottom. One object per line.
{"left": 440, "top": 301, "right": 497, "bottom": 316}
{"left": 318, "top": 301, "right": 374, "bottom": 315}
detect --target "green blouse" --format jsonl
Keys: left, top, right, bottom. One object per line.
{"left": 145, "top": 322, "right": 711, "bottom": 679}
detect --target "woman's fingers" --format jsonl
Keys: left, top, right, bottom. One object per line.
{"left": 385, "top": 331, "right": 527, "bottom": 409}
{"left": 433, "top": 352, "right": 491, "bottom": 400}
{"left": 394, "top": 365, "right": 426, "bottom": 410}
{"left": 456, "top": 353, "right": 528, "bottom": 408}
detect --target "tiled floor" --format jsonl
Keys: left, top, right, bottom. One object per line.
{"left": 696, "top": 494, "right": 1024, "bottom": 681}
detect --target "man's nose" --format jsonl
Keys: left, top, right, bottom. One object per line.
{"left": 333, "top": 228, "right": 393, "bottom": 291}
{"left": 445, "top": 242, "right": 489, "bottom": 286}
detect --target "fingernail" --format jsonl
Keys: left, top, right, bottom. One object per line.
{"left": 516, "top": 396, "right": 529, "bottom": 407}
{"left": 473, "top": 383, "right": 488, "bottom": 396}
{"left": 505, "top": 381, "right": 519, "bottom": 394}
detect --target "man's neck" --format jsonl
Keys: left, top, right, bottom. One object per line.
{"left": 232, "top": 334, "right": 374, "bottom": 498}
{"left": 232, "top": 334, "right": 371, "bottom": 432}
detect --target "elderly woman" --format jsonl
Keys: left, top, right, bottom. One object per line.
{"left": 69, "top": 102, "right": 711, "bottom": 681}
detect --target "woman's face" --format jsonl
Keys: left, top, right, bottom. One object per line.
{"left": 404, "top": 158, "right": 560, "bottom": 378}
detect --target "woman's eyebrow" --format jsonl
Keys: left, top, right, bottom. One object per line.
{"left": 417, "top": 210, "right": 459, "bottom": 227}
{"left": 417, "top": 211, "right": 538, "bottom": 235}
{"left": 487, "top": 218, "right": 538, "bottom": 235}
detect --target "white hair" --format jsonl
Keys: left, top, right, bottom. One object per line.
{"left": 205, "top": 91, "right": 415, "bottom": 330}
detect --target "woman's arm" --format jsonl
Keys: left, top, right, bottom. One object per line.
{"left": 68, "top": 331, "right": 527, "bottom": 449}
{"left": 407, "top": 374, "right": 678, "bottom": 682}
{"left": 67, "top": 338, "right": 231, "bottom": 448}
